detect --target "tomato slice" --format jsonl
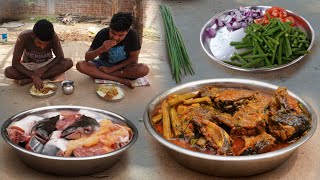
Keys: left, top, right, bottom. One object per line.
{"left": 271, "top": 9, "right": 279, "bottom": 17}
{"left": 254, "top": 17, "right": 265, "bottom": 25}
{"left": 280, "top": 10, "right": 288, "bottom": 18}
{"left": 267, "top": 6, "right": 285, "bottom": 12}
{"left": 266, "top": 7, "right": 286, "bottom": 18}
{"left": 284, "top": 16, "right": 295, "bottom": 26}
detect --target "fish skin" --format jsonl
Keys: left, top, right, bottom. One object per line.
{"left": 25, "top": 136, "right": 44, "bottom": 153}
{"left": 42, "top": 138, "right": 68, "bottom": 156}
{"left": 32, "top": 115, "right": 60, "bottom": 142}
{"left": 9, "top": 115, "right": 44, "bottom": 135}
{"left": 61, "top": 115, "right": 100, "bottom": 140}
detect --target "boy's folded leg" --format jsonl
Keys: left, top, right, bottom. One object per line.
{"left": 49, "top": 73, "right": 67, "bottom": 82}
{"left": 14, "top": 78, "right": 33, "bottom": 86}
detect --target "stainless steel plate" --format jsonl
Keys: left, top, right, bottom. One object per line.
{"left": 143, "top": 79, "right": 317, "bottom": 176}
{"left": 1, "top": 106, "right": 138, "bottom": 176}
{"left": 200, "top": 6, "right": 315, "bottom": 72}
{"left": 29, "top": 83, "right": 57, "bottom": 98}
{"left": 96, "top": 84, "right": 125, "bottom": 102}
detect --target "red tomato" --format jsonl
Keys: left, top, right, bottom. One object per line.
{"left": 271, "top": 9, "right": 279, "bottom": 17}
{"left": 284, "top": 16, "right": 295, "bottom": 26}
{"left": 266, "top": 7, "right": 283, "bottom": 14}
{"left": 266, "top": 7, "right": 286, "bottom": 19}
{"left": 280, "top": 10, "right": 288, "bottom": 18}
{"left": 259, "top": 7, "right": 295, "bottom": 26}
{"left": 254, "top": 17, "right": 265, "bottom": 25}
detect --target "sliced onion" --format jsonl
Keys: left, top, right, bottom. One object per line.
{"left": 206, "top": 27, "right": 216, "bottom": 38}
{"left": 217, "top": 18, "right": 224, "bottom": 27}
{"left": 206, "top": 7, "right": 263, "bottom": 37}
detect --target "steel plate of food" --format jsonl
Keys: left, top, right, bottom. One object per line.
{"left": 143, "top": 79, "right": 317, "bottom": 177}
{"left": 200, "top": 6, "right": 314, "bottom": 71}
{"left": 1, "top": 106, "right": 138, "bottom": 176}
{"left": 96, "top": 84, "right": 125, "bottom": 102}
{"left": 29, "top": 83, "right": 57, "bottom": 98}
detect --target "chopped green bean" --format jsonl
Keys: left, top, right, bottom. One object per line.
{"left": 265, "top": 36, "right": 279, "bottom": 45}
{"left": 293, "top": 50, "right": 310, "bottom": 55}
{"left": 234, "top": 53, "right": 247, "bottom": 63}
{"left": 223, "top": 61, "right": 243, "bottom": 67}
{"left": 230, "top": 49, "right": 253, "bottom": 60}
{"left": 242, "top": 54, "right": 269, "bottom": 59}
{"left": 285, "top": 36, "right": 292, "bottom": 57}
{"left": 230, "top": 41, "right": 247, "bottom": 46}
{"left": 241, "top": 58, "right": 264, "bottom": 68}
{"left": 277, "top": 37, "right": 284, "bottom": 65}
{"left": 255, "top": 42, "right": 272, "bottom": 66}
{"left": 235, "top": 44, "right": 253, "bottom": 49}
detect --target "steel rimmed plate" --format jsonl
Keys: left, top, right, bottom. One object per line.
{"left": 29, "top": 83, "right": 57, "bottom": 98}
{"left": 96, "top": 84, "right": 125, "bottom": 102}
{"left": 200, "top": 6, "right": 315, "bottom": 72}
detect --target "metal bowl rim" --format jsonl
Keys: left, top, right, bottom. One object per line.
{"left": 143, "top": 78, "right": 317, "bottom": 161}
{"left": 199, "top": 6, "right": 315, "bottom": 72}
{"left": 1, "top": 105, "right": 138, "bottom": 161}
{"left": 61, "top": 80, "right": 74, "bottom": 86}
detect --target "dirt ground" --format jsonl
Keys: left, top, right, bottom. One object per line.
{"left": 3, "top": 21, "right": 159, "bottom": 42}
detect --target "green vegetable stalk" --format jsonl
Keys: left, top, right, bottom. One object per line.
{"left": 159, "top": 4, "right": 194, "bottom": 83}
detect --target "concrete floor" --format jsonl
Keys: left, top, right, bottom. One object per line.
{"left": 1, "top": 0, "right": 320, "bottom": 179}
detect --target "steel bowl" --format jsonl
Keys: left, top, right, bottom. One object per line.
{"left": 200, "top": 6, "right": 315, "bottom": 72}
{"left": 143, "top": 79, "right": 317, "bottom": 177}
{"left": 1, "top": 105, "right": 138, "bottom": 176}
{"left": 61, "top": 80, "right": 74, "bottom": 95}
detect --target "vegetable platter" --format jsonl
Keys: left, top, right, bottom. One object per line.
{"left": 200, "top": 6, "right": 314, "bottom": 72}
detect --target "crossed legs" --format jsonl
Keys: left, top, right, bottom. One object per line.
{"left": 4, "top": 58, "right": 73, "bottom": 86}
{"left": 76, "top": 61, "right": 149, "bottom": 88}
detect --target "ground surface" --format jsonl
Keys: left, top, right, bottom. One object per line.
{"left": 1, "top": 0, "right": 320, "bottom": 179}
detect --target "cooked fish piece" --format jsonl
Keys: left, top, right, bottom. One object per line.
{"left": 239, "top": 132, "right": 276, "bottom": 155}
{"left": 192, "top": 118, "right": 231, "bottom": 155}
{"left": 268, "top": 87, "right": 311, "bottom": 141}
{"left": 214, "top": 88, "right": 257, "bottom": 113}
{"left": 213, "top": 93, "right": 271, "bottom": 136}
{"left": 200, "top": 86, "right": 223, "bottom": 99}
{"left": 269, "top": 112, "right": 310, "bottom": 141}
{"left": 274, "top": 87, "right": 303, "bottom": 114}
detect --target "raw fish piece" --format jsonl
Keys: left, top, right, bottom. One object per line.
{"left": 78, "top": 109, "right": 107, "bottom": 122}
{"left": 32, "top": 115, "right": 60, "bottom": 143}
{"left": 42, "top": 112, "right": 62, "bottom": 119}
{"left": 8, "top": 115, "right": 44, "bottom": 135}
{"left": 25, "top": 136, "right": 44, "bottom": 153}
{"left": 42, "top": 138, "right": 68, "bottom": 156}
{"left": 50, "top": 130, "right": 62, "bottom": 139}
{"left": 55, "top": 114, "right": 81, "bottom": 130}
{"left": 61, "top": 115, "right": 100, "bottom": 140}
